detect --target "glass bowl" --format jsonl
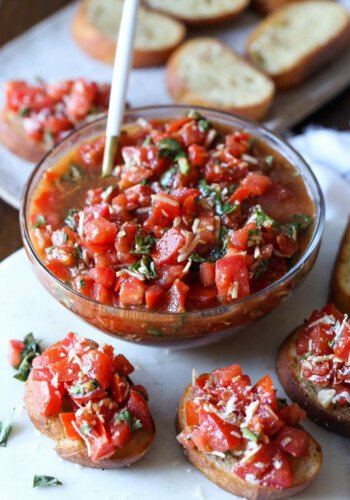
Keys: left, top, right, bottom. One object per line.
{"left": 20, "top": 106, "right": 325, "bottom": 347}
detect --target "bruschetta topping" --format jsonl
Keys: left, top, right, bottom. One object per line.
{"left": 29, "top": 332, "right": 153, "bottom": 461}
{"left": 296, "top": 304, "right": 350, "bottom": 406}
{"left": 177, "top": 364, "right": 309, "bottom": 489}
{"left": 4, "top": 79, "right": 110, "bottom": 145}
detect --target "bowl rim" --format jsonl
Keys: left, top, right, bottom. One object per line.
{"left": 20, "top": 104, "right": 325, "bottom": 320}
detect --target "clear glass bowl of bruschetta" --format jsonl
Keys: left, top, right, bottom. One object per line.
{"left": 21, "top": 105, "right": 325, "bottom": 346}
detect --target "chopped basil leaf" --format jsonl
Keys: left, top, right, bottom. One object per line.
{"left": 69, "top": 379, "right": 100, "bottom": 397}
{"left": 61, "top": 163, "right": 85, "bottom": 183}
{"left": 43, "top": 130, "right": 54, "bottom": 148}
{"left": 0, "top": 415, "right": 13, "bottom": 447}
{"left": 130, "top": 256, "right": 157, "bottom": 280}
{"left": 74, "top": 243, "right": 83, "bottom": 258}
{"left": 265, "top": 155, "right": 274, "bottom": 167}
{"left": 131, "top": 231, "right": 156, "bottom": 256}
{"left": 198, "top": 118, "right": 211, "bottom": 132}
{"left": 252, "top": 259, "right": 268, "bottom": 279}
{"left": 80, "top": 424, "right": 91, "bottom": 435}
{"left": 157, "top": 138, "right": 184, "bottom": 159}
{"left": 178, "top": 156, "right": 190, "bottom": 176}
{"left": 79, "top": 279, "right": 86, "bottom": 289}
{"left": 13, "top": 333, "right": 41, "bottom": 382}
{"left": 277, "top": 398, "right": 288, "bottom": 408}
{"left": 160, "top": 166, "right": 178, "bottom": 188}
{"left": 187, "top": 109, "right": 202, "bottom": 119}
{"left": 141, "top": 178, "right": 151, "bottom": 186}
{"left": 300, "top": 351, "right": 312, "bottom": 360}
{"left": 221, "top": 202, "right": 238, "bottom": 215}
{"left": 18, "top": 106, "right": 30, "bottom": 117}
{"left": 147, "top": 328, "right": 163, "bottom": 336}
{"left": 31, "top": 214, "right": 46, "bottom": 229}
{"left": 90, "top": 378, "right": 100, "bottom": 390}
{"left": 64, "top": 208, "right": 79, "bottom": 231}
{"left": 62, "top": 232, "right": 68, "bottom": 242}
{"left": 115, "top": 409, "right": 143, "bottom": 431}
{"left": 242, "top": 427, "right": 259, "bottom": 442}
{"left": 189, "top": 253, "right": 207, "bottom": 263}
{"left": 69, "top": 384, "right": 85, "bottom": 396}
{"left": 252, "top": 205, "right": 276, "bottom": 228}
{"left": 142, "top": 137, "right": 152, "bottom": 147}
{"left": 45, "top": 246, "right": 53, "bottom": 254}
{"left": 33, "top": 475, "right": 62, "bottom": 488}
{"left": 283, "top": 214, "right": 313, "bottom": 238}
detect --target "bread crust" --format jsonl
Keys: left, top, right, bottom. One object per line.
{"left": 277, "top": 326, "right": 350, "bottom": 437}
{"left": 166, "top": 38, "right": 275, "bottom": 121}
{"left": 24, "top": 340, "right": 155, "bottom": 469}
{"left": 71, "top": 1, "right": 186, "bottom": 67}
{"left": 330, "top": 217, "right": 350, "bottom": 314}
{"left": 247, "top": 2, "right": 350, "bottom": 89}
{"left": 0, "top": 110, "right": 46, "bottom": 163}
{"left": 176, "top": 384, "right": 322, "bottom": 499}
{"left": 143, "top": 0, "right": 249, "bottom": 26}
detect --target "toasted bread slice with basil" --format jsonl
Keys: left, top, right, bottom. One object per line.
{"left": 247, "top": 1, "right": 350, "bottom": 88}
{"left": 72, "top": 0, "right": 186, "bottom": 67}
{"left": 144, "top": 0, "right": 249, "bottom": 25}
{"left": 24, "top": 340, "right": 155, "bottom": 469}
{"left": 277, "top": 326, "right": 350, "bottom": 437}
{"left": 166, "top": 37, "right": 275, "bottom": 121}
{"left": 177, "top": 384, "right": 322, "bottom": 499}
{"left": 330, "top": 217, "right": 350, "bottom": 314}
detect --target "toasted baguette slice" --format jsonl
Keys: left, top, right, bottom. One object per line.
{"left": 330, "top": 217, "right": 350, "bottom": 314}
{"left": 144, "top": 0, "right": 249, "bottom": 26}
{"left": 24, "top": 340, "right": 155, "bottom": 469}
{"left": 0, "top": 110, "right": 46, "bottom": 163}
{"left": 253, "top": 0, "right": 303, "bottom": 16}
{"left": 247, "top": 1, "right": 350, "bottom": 89}
{"left": 177, "top": 384, "right": 322, "bottom": 499}
{"left": 72, "top": 0, "right": 186, "bottom": 67}
{"left": 166, "top": 38, "right": 275, "bottom": 121}
{"left": 277, "top": 326, "right": 350, "bottom": 437}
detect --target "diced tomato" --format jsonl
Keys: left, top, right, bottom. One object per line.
{"left": 164, "top": 279, "right": 189, "bottom": 312}
{"left": 115, "top": 222, "right": 138, "bottom": 264}
{"left": 258, "top": 404, "right": 284, "bottom": 436}
{"left": 230, "top": 173, "right": 272, "bottom": 203}
{"left": 215, "top": 254, "right": 250, "bottom": 300}
{"left": 78, "top": 137, "right": 105, "bottom": 167}
{"left": 127, "top": 389, "right": 153, "bottom": 431}
{"left": 230, "top": 222, "right": 257, "bottom": 251}
{"left": 253, "top": 375, "right": 278, "bottom": 410}
{"left": 82, "top": 349, "right": 115, "bottom": 389}
{"left": 145, "top": 284, "right": 165, "bottom": 310}
{"left": 212, "top": 365, "right": 242, "bottom": 387}
{"left": 276, "top": 233, "right": 298, "bottom": 257}
{"left": 275, "top": 425, "right": 309, "bottom": 457}
{"left": 89, "top": 420, "right": 115, "bottom": 462}
{"left": 111, "top": 373, "right": 130, "bottom": 404}
{"left": 49, "top": 356, "right": 81, "bottom": 382}
{"left": 188, "top": 285, "right": 217, "bottom": 307}
{"left": 261, "top": 449, "right": 293, "bottom": 489}
{"left": 188, "top": 428, "right": 211, "bottom": 452}
{"left": 119, "top": 275, "right": 145, "bottom": 305}
{"left": 278, "top": 403, "right": 306, "bottom": 425}
{"left": 186, "top": 400, "right": 203, "bottom": 426}
{"left": 5, "top": 81, "right": 53, "bottom": 112}
{"left": 30, "top": 380, "right": 62, "bottom": 417}
{"left": 47, "top": 80, "right": 73, "bottom": 100}
{"left": 152, "top": 228, "right": 190, "bottom": 265}
{"left": 84, "top": 218, "right": 118, "bottom": 245}
{"left": 225, "top": 132, "right": 249, "bottom": 156}
{"left": 60, "top": 332, "right": 92, "bottom": 355}
{"left": 110, "top": 419, "right": 132, "bottom": 448}
{"left": 65, "top": 79, "right": 97, "bottom": 120}
{"left": 155, "top": 264, "right": 184, "bottom": 288}
{"left": 165, "top": 116, "right": 192, "bottom": 133}
{"left": 199, "top": 410, "right": 242, "bottom": 452}
{"left": 188, "top": 144, "right": 209, "bottom": 168}
{"left": 234, "top": 443, "right": 276, "bottom": 480}
{"left": 114, "top": 354, "right": 134, "bottom": 375}
{"left": 59, "top": 412, "right": 81, "bottom": 440}
{"left": 8, "top": 340, "right": 25, "bottom": 367}
{"left": 89, "top": 267, "right": 115, "bottom": 288}
{"left": 334, "top": 322, "right": 350, "bottom": 362}
{"left": 179, "top": 121, "right": 206, "bottom": 147}
{"left": 92, "top": 283, "right": 111, "bottom": 304}
{"left": 192, "top": 373, "right": 210, "bottom": 398}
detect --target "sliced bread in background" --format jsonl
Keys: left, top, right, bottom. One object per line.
{"left": 330, "top": 217, "right": 350, "bottom": 314}
{"left": 144, "top": 0, "right": 249, "bottom": 25}
{"left": 253, "top": 0, "right": 304, "bottom": 16}
{"left": 166, "top": 37, "right": 275, "bottom": 121}
{"left": 247, "top": 0, "right": 350, "bottom": 88}
{"left": 72, "top": 0, "right": 186, "bottom": 67}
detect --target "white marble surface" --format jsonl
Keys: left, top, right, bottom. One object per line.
{"left": 0, "top": 162, "right": 349, "bottom": 499}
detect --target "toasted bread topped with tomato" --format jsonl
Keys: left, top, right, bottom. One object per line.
{"left": 24, "top": 332, "right": 155, "bottom": 468}
{"left": 0, "top": 79, "right": 110, "bottom": 163}
{"left": 177, "top": 365, "right": 322, "bottom": 499}
{"left": 330, "top": 217, "right": 350, "bottom": 314}
{"left": 277, "top": 303, "right": 350, "bottom": 437}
